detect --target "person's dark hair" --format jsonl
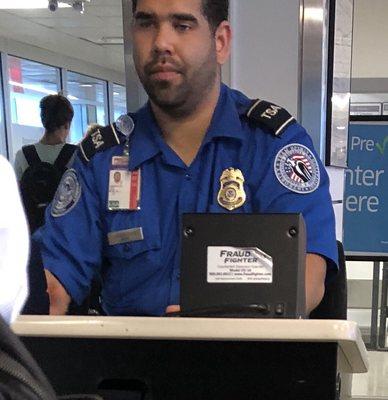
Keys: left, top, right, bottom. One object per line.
{"left": 132, "top": 0, "right": 229, "bottom": 32}
{"left": 40, "top": 94, "right": 74, "bottom": 133}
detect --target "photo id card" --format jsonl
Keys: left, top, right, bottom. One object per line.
{"left": 108, "top": 156, "right": 141, "bottom": 211}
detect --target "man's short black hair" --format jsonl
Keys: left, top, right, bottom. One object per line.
{"left": 132, "top": 0, "right": 229, "bottom": 32}
{"left": 40, "top": 94, "right": 74, "bottom": 133}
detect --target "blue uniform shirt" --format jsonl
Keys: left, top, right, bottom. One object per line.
{"left": 40, "top": 84, "right": 338, "bottom": 316}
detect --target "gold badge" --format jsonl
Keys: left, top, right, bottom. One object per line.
{"left": 217, "top": 168, "right": 246, "bottom": 211}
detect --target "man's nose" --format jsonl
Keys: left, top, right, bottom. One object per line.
{"left": 152, "top": 24, "right": 174, "bottom": 56}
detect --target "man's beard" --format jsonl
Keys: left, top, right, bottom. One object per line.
{"left": 139, "top": 51, "right": 218, "bottom": 119}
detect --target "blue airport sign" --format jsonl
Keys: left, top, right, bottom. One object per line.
{"left": 343, "top": 122, "right": 388, "bottom": 257}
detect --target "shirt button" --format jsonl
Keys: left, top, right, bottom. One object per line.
{"left": 185, "top": 173, "right": 191, "bottom": 180}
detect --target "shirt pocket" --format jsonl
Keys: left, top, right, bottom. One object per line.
{"left": 105, "top": 231, "right": 160, "bottom": 259}
{"left": 102, "top": 233, "right": 162, "bottom": 305}
{"left": 104, "top": 209, "right": 161, "bottom": 261}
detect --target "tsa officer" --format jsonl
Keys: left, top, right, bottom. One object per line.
{"left": 41, "top": 0, "right": 338, "bottom": 316}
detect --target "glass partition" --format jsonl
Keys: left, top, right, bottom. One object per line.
{"left": 66, "top": 71, "right": 108, "bottom": 143}
{"left": 112, "top": 83, "right": 127, "bottom": 121}
{"left": 7, "top": 55, "right": 60, "bottom": 161}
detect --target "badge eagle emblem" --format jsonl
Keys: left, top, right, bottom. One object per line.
{"left": 217, "top": 168, "right": 246, "bottom": 211}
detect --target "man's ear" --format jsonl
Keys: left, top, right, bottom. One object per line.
{"left": 215, "top": 21, "right": 232, "bottom": 66}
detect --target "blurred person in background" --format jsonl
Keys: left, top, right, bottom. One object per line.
{"left": 14, "top": 94, "right": 76, "bottom": 234}
{"left": 13, "top": 95, "right": 76, "bottom": 315}
{"left": 14, "top": 94, "right": 75, "bottom": 181}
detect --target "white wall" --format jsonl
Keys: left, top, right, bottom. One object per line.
{"left": 230, "top": 0, "right": 301, "bottom": 117}
{"left": 352, "top": 0, "right": 388, "bottom": 79}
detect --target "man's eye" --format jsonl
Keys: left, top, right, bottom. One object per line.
{"left": 136, "top": 20, "right": 154, "bottom": 28}
{"left": 175, "top": 23, "right": 191, "bottom": 32}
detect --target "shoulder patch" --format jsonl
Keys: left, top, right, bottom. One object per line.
{"left": 247, "top": 99, "right": 296, "bottom": 137}
{"left": 274, "top": 143, "right": 320, "bottom": 194}
{"left": 79, "top": 124, "right": 121, "bottom": 163}
{"left": 51, "top": 169, "right": 82, "bottom": 217}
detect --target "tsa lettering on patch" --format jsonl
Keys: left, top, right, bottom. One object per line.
{"left": 274, "top": 143, "right": 320, "bottom": 194}
{"left": 108, "top": 156, "right": 141, "bottom": 211}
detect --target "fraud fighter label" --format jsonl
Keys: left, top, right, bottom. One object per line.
{"left": 207, "top": 247, "right": 273, "bottom": 283}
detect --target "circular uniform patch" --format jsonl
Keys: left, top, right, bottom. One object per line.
{"left": 51, "top": 169, "right": 82, "bottom": 217}
{"left": 274, "top": 143, "right": 320, "bottom": 194}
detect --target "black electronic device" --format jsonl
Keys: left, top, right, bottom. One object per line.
{"left": 180, "top": 213, "right": 306, "bottom": 319}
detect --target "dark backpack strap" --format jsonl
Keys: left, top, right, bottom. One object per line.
{"left": 22, "top": 146, "right": 42, "bottom": 167}
{"left": 54, "top": 144, "right": 77, "bottom": 169}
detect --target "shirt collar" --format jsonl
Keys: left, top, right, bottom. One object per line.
{"left": 128, "top": 84, "right": 245, "bottom": 170}
{"left": 203, "top": 83, "right": 245, "bottom": 144}
{"left": 128, "top": 104, "right": 162, "bottom": 170}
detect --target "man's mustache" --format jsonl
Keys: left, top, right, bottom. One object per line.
{"left": 144, "top": 57, "right": 184, "bottom": 75}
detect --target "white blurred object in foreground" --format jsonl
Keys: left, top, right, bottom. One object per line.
{"left": 0, "top": 155, "right": 29, "bottom": 323}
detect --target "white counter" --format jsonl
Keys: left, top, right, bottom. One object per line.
{"left": 12, "top": 316, "right": 368, "bottom": 374}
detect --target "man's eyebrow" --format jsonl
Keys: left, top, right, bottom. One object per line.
{"left": 134, "top": 11, "right": 155, "bottom": 20}
{"left": 133, "top": 11, "right": 199, "bottom": 24}
{"left": 171, "top": 13, "right": 199, "bottom": 23}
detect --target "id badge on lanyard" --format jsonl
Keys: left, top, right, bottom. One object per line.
{"left": 108, "top": 156, "right": 141, "bottom": 211}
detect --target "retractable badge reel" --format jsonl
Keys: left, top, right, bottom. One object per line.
{"left": 116, "top": 114, "right": 135, "bottom": 156}
{"left": 108, "top": 115, "right": 141, "bottom": 211}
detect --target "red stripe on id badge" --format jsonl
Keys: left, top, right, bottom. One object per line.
{"left": 129, "top": 169, "right": 141, "bottom": 210}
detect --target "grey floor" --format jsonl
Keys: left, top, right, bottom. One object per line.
{"left": 351, "top": 351, "right": 388, "bottom": 399}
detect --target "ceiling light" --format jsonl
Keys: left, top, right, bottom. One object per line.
{"left": 80, "top": 84, "right": 93, "bottom": 87}
{"left": 113, "top": 92, "right": 119, "bottom": 96}
{"left": 0, "top": 0, "right": 70, "bottom": 9}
